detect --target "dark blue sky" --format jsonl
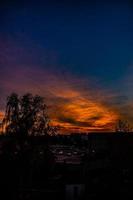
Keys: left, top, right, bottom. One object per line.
{"left": 1, "top": 0, "right": 133, "bottom": 84}
{"left": 0, "top": 0, "right": 133, "bottom": 132}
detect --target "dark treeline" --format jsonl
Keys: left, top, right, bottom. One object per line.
{"left": 2, "top": 93, "right": 58, "bottom": 137}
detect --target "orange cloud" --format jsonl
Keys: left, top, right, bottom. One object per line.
{"left": 0, "top": 65, "right": 120, "bottom": 134}
{"left": 0, "top": 38, "right": 131, "bottom": 134}
{"left": 48, "top": 88, "right": 119, "bottom": 133}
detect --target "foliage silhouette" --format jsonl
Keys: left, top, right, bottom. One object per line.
{"left": 3, "top": 93, "right": 57, "bottom": 136}
{"left": 115, "top": 119, "right": 132, "bottom": 133}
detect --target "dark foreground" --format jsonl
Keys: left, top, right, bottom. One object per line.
{"left": 0, "top": 133, "right": 133, "bottom": 200}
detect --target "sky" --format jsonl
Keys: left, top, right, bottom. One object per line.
{"left": 0, "top": 0, "right": 133, "bottom": 133}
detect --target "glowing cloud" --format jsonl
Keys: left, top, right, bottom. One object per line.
{"left": 0, "top": 64, "right": 120, "bottom": 133}
{"left": 48, "top": 88, "right": 119, "bottom": 133}
{"left": 0, "top": 39, "right": 128, "bottom": 134}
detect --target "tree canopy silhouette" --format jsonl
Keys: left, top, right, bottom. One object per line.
{"left": 115, "top": 119, "right": 132, "bottom": 133}
{"left": 3, "top": 93, "right": 57, "bottom": 136}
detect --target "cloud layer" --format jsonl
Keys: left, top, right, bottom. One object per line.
{"left": 0, "top": 37, "right": 132, "bottom": 133}
{"left": 0, "top": 63, "right": 120, "bottom": 133}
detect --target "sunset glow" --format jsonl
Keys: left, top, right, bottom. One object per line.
{"left": 0, "top": 1, "right": 132, "bottom": 133}
{"left": 0, "top": 66, "right": 120, "bottom": 133}
{"left": 49, "top": 92, "right": 119, "bottom": 133}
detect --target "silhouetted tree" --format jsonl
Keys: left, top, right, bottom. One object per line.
{"left": 115, "top": 119, "right": 132, "bottom": 133}
{"left": 3, "top": 93, "right": 57, "bottom": 136}
{"left": 4, "top": 93, "right": 19, "bottom": 134}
